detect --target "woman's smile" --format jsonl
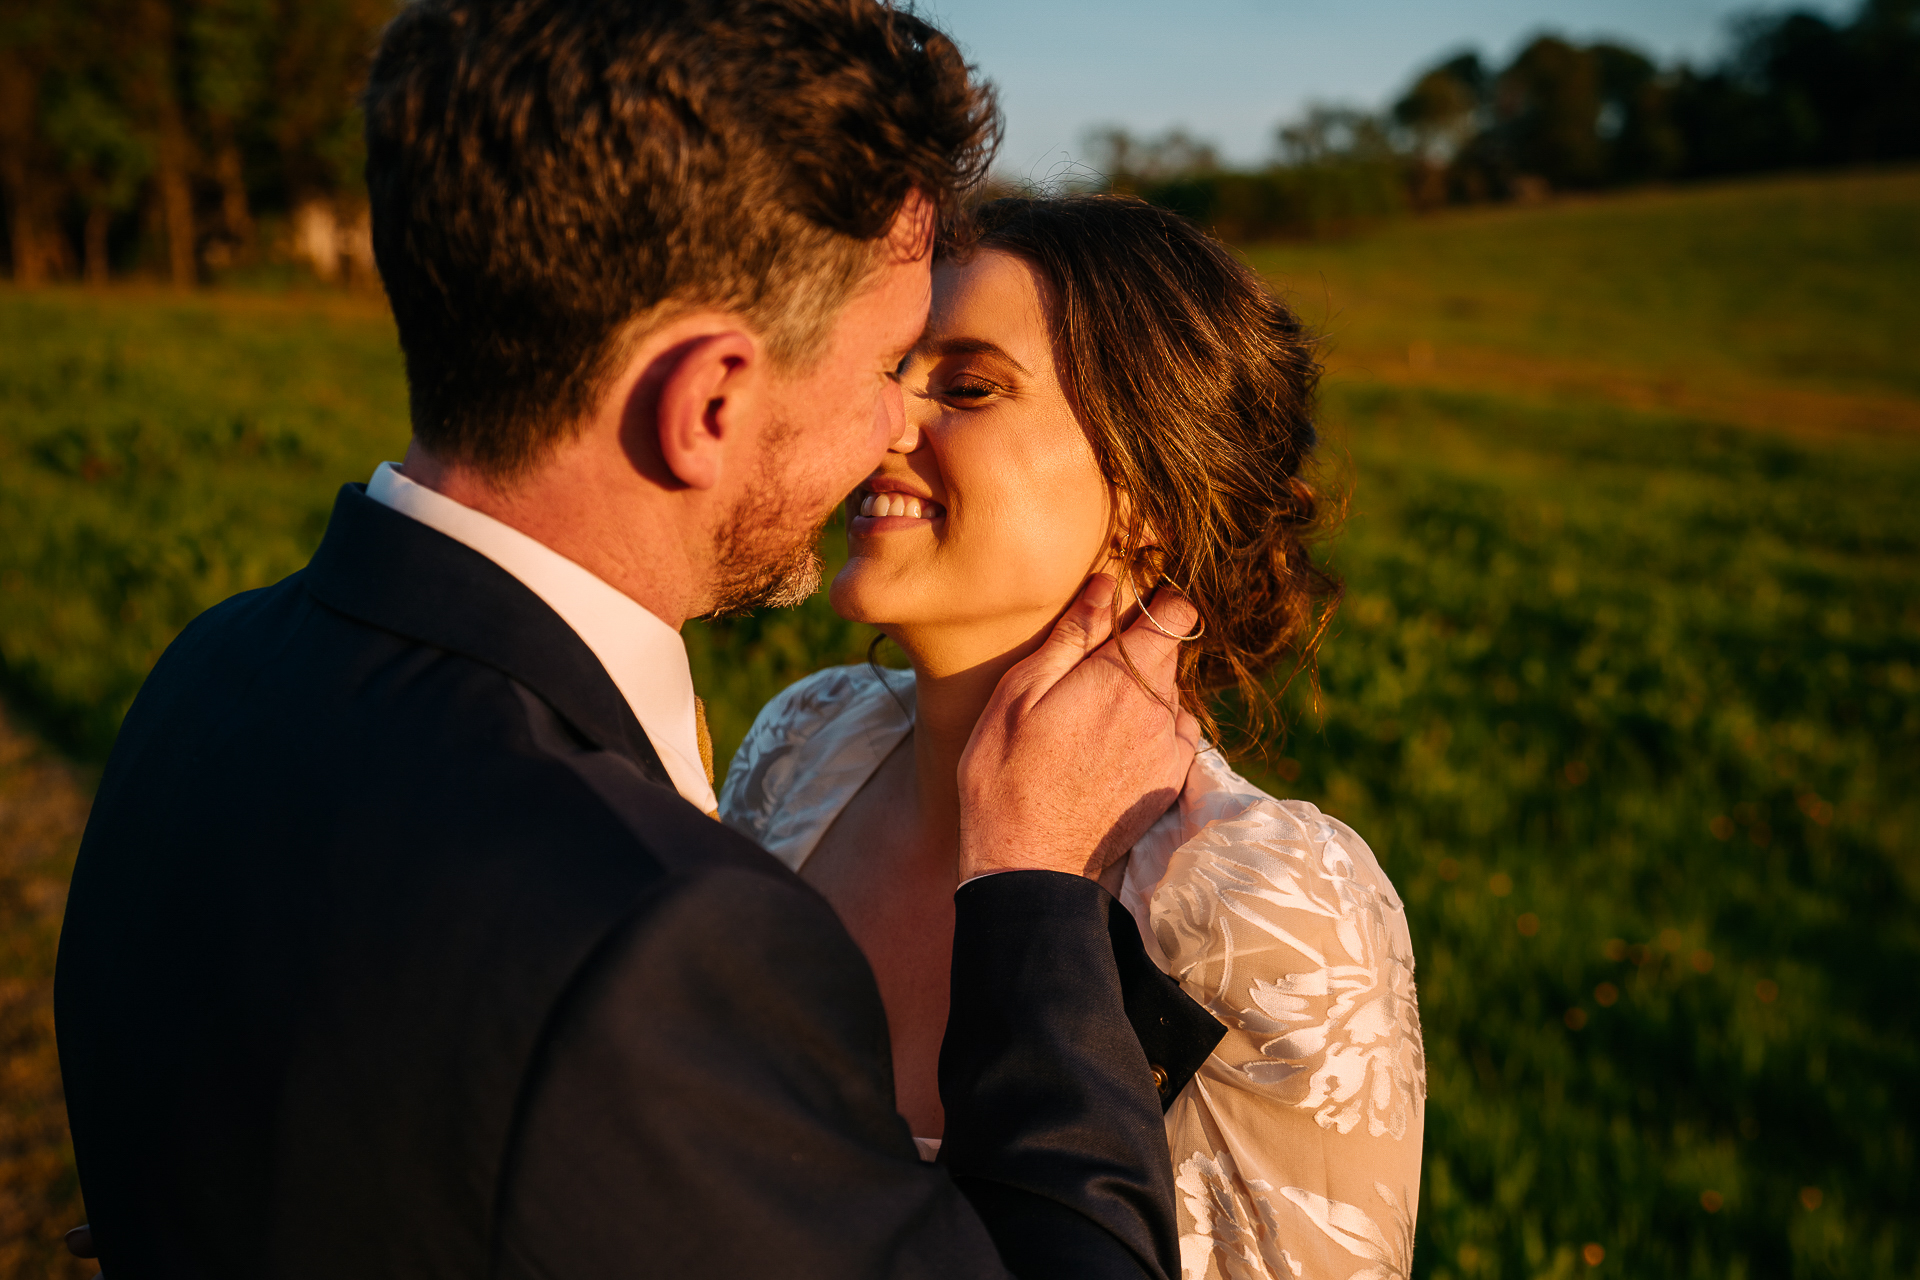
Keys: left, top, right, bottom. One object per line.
{"left": 830, "top": 248, "right": 1115, "bottom": 660}
{"left": 849, "top": 478, "right": 947, "bottom": 532}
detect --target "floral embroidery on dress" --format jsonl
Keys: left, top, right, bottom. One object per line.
{"left": 1153, "top": 797, "right": 1425, "bottom": 1142}
{"left": 1176, "top": 1150, "right": 1297, "bottom": 1280}
{"left": 1276, "top": 1183, "right": 1415, "bottom": 1280}
{"left": 720, "top": 668, "right": 1426, "bottom": 1280}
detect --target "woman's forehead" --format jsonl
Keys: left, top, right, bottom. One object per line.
{"left": 926, "top": 249, "right": 1056, "bottom": 364}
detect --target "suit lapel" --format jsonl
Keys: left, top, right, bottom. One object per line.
{"left": 302, "top": 484, "right": 673, "bottom": 789}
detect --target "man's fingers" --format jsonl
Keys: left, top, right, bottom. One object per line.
{"left": 1152, "top": 584, "right": 1199, "bottom": 628}
{"left": 1014, "top": 572, "right": 1120, "bottom": 697}
{"left": 1140, "top": 585, "right": 1200, "bottom": 646}
{"left": 1105, "top": 584, "right": 1199, "bottom": 686}
{"left": 1174, "top": 708, "right": 1202, "bottom": 755}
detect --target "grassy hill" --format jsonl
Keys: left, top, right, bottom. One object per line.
{"left": 1237, "top": 170, "right": 1920, "bottom": 1279}
{"left": 1250, "top": 168, "right": 1920, "bottom": 428}
{"left": 1, "top": 169, "right": 1916, "bottom": 1278}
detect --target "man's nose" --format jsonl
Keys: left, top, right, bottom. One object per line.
{"left": 891, "top": 391, "right": 926, "bottom": 453}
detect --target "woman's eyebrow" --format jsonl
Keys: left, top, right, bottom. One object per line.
{"left": 912, "top": 334, "right": 1030, "bottom": 375}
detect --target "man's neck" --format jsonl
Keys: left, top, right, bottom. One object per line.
{"left": 399, "top": 439, "right": 701, "bottom": 629}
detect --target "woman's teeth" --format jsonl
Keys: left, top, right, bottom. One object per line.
{"left": 859, "top": 492, "right": 943, "bottom": 519}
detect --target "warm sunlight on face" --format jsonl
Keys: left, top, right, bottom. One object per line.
{"left": 705, "top": 198, "right": 933, "bottom": 614}
{"left": 760, "top": 196, "right": 934, "bottom": 529}
{"left": 829, "top": 249, "right": 1115, "bottom": 663}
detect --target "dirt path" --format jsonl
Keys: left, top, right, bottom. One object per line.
{"left": 0, "top": 709, "right": 93, "bottom": 1278}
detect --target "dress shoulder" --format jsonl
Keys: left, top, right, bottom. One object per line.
{"left": 717, "top": 664, "right": 914, "bottom": 873}
{"left": 1127, "top": 750, "right": 1427, "bottom": 1280}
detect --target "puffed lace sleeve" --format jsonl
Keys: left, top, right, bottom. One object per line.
{"left": 718, "top": 664, "right": 913, "bottom": 873}
{"left": 1127, "top": 751, "right": 1426, "bottom": 1280}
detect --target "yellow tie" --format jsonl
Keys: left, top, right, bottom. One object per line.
{"left": 693, "top": 695, "right": 715, "bottom": 791}
{"left": 695, "top": 694, "right": 718, "bottom": 786}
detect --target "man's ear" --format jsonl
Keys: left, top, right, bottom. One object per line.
{"left": 653, "top": 330, "right": 760, "bottom": 491}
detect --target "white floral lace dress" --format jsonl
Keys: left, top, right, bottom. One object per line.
{"left": 720, "top": 665, "right": 1427, "bottom": 1280}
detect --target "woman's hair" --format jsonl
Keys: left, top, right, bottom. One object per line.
{"left": 956, "top": 194, "right": 1341, "bottom": 749}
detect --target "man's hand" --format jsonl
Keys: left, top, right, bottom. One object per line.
{"left": 957, "top": 573, "right": 1203, "bottom": 882}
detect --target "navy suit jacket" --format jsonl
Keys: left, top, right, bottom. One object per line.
{"left": 55, "top": 485, "right": 1222, "bottom": 1278}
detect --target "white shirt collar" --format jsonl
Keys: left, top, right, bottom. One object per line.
{"left": 365, "top": 462, "right": 717, "bottom": 813}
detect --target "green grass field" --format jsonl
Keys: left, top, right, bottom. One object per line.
{"left": 2, "top": 169, "right": 1916, "bottom": 1278}
{"left": 1253, "top": 168, "right": 1920, "bottom": 391}
{"left": 1285, "top": 382, "right": 1917, "bottom": 1279}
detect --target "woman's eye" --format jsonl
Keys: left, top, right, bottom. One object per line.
{"left": 941, "top": 379, "right": 996, "bottom": 402}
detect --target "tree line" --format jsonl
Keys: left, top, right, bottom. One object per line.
{"left": 1092, "top": 0, "right": 1919, "bottom": 242}
{"left": 2, "top": 0, "right": 1916, "bottom": 282}
{"left": 0, "top": 0, "right": 391, "bottom": 285}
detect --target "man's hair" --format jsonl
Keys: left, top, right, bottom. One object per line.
{"left": 363, "top": 0, "right": 997, "bottom": 477}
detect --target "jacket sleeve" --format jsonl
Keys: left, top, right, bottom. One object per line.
{"left": 941, "top": 872, "right": 1223, "bottom": 1280}
{"left": 492, "top": 863, "right": 1006, "bottom": 1278}
{"left": 494, "top": 859, "right": 1200, "bottom": 1279}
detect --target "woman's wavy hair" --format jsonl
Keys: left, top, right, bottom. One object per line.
{"left": 952, "top": 194, "right": 1342, "bottom": 750}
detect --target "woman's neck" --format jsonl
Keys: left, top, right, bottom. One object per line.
{"left": 891, "top": 618, "right": 1054, "bottom": 883}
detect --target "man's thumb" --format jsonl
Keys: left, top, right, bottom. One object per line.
{"left": 1013, "top": 572, "right": 1119, "bottom": 699}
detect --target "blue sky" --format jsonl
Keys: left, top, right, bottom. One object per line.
{"left": 919, "top": 0, "right": 1857, "bottom": 178}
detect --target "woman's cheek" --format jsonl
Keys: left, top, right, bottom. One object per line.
{"left": 979, "top": 503, "right": 1089, "bottom": 605}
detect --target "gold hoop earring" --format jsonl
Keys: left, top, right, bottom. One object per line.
{"left": 1127, "top": 567, "right": 1206, "bottom": 642}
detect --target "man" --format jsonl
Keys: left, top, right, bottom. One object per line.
{"left": 55, "top": 1, "right": 1222, "bottom": 1276}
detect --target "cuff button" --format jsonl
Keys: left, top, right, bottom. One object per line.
{"left": 1150, "top": 1063, "right": 1169, "bottom": 1093}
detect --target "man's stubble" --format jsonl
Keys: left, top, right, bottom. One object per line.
{"left": 701, "top": 417, "right": 836, "bottom": 618}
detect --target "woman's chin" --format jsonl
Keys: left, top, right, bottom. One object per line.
{"left": 827, "top": 563, "right": 900, "bottom": 626}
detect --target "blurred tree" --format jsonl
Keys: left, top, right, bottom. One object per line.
{"left": 41, "top": 65, "right": 154, "bottom": 284}
{"left": 1590, "top": 44, "right": 1682, "bottom": 183}
{"left": 0, "top": 0, "right": 65, "bottom": 283}
{"left": 1393, "top": 52, "right": 1494, "bottom": 204}
{"left": 1277, "top": 104, "right": 1395, "bottom": 166}
{"left": 2, "top": 0, "right": 389, "bottom": 284}
{"left": 1669, "top": 1, "right": 1920, "bottom": 178}
{"left": 259, "top": 0, "right": 388, "bottom": 282}
{"left": 1851, "top": 0, "right": 1920, "bottom": 157}
{"left": 1115, "top": 105, "right": 1404, "bottom": 243}
{"left": 1082, "top": 124, "right": 1219, "bottom": 189}
{"left": 186, "top": 0, "right": 273, "bottom": 262}
{"left": 1393, "top": 52, "right": 1487, "bottom": 165}
{"left": 1386, "top": 0, "right": 1920, "bottom": 208}
{"left": 1758, "top": 11, "right": 1857, "bottom": 165}
{"left": 1496, "top": 36, "right": 1607, "bottom": 191}
{"left": 123, "top": 0, "right": 198, "bottom": 288}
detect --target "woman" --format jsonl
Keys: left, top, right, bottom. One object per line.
{"left": 721, "top": 195, "right": 1425, "bottom": 1280}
